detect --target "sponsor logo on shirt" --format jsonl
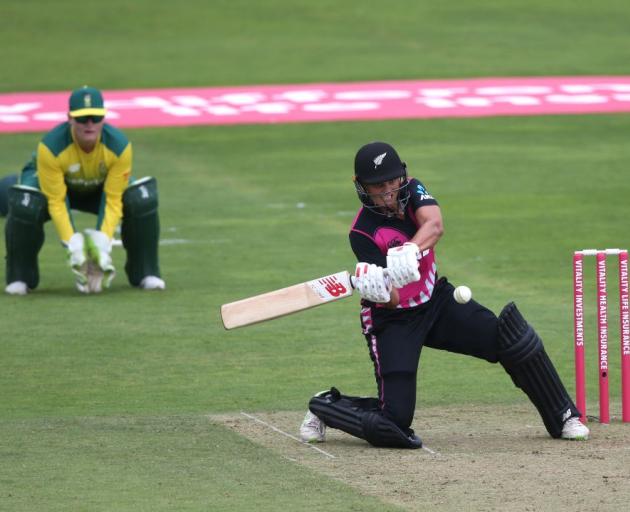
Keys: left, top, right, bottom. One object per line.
{"left": 66, "top": 177, "right": 105, "bottom": 188}
{"left": 416, "top": 183, "right": 433, "bottom": 201}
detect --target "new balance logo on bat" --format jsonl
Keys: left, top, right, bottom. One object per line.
{"left": 320, "top": 276, "right": 348, "bottom": 297}
{"left": 307, "top": 272, "right": 352, "bottom": 301}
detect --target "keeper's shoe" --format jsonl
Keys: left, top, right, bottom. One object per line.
{"left": 561, "top": 417, "right": 589, "bottom": 440}
{"left": 140, "top": 276, "right": 166, "bottom": 290}
{"left": 5, "top": 281, "right": 28, "bottom": 295}
{"left": 300, "top": 411, "right": 326, "bottom": 443}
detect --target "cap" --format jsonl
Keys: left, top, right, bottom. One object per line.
{"left": 68, "top": 86, "right": 107, "bottom": 117}
{"left": 354, "top": 141, "right": 406, "bottom": 184}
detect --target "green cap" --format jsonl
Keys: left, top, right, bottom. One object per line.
{"left": 68, "top": 86, "right": 107, "bottom": 117}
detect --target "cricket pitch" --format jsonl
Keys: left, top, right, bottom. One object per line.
{"left": 213, "top": 403, "right": 630, "bottom": 511}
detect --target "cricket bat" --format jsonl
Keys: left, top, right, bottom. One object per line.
{"left": 221, "top": 271, "right": 355, "bottom": 330}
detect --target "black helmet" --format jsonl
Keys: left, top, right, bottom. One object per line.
{"left": 353, "top": 142, "right": 410, "bottom": 215}
{"left": 354, "top": 141, "right": 407, "bottom": 184}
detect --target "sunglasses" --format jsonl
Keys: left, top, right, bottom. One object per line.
{"left": 74, "top": 115, "right": 104, "bottom": 124}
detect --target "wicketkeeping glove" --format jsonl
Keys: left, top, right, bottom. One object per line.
{"left": 84, "top": 261, "right": 105, "bottom": 294}
{"left": 67, "top": 232, "right": 88, "bottom": 290}
{"left": 84, "top": 229, "right": 116, "bottom": 289}
{"left": 386, "top": 242, "right": 421, "bottom": 288}
{"left": 353, "top": 263, "right": 392, "bottom": 303}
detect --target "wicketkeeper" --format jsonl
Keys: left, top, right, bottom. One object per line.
{"left": 4, "top": 86, "right": 165, "bottom": 295}
{"left": 300, "top": 141, "right": 589, "bottom": 447}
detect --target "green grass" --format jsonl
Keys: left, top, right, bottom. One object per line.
{"left": 1, "top": 415, "right": 401, "bottom": 512}
{"left": 2, "top": 0, "right": 630, "bottom": 91}
{"left": 1, "top": 1, "right": 630, "bottom": 510}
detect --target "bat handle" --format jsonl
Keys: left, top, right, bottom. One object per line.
{"left": 351, "top": 249, "right": 426, "bottom": 290}
{"left": 350, "top": 272, "right": 391, "bottom": 289}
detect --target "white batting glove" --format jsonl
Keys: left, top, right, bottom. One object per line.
{"left": 353, "top": 263, "right": 392, "bottom": 303}
{"left": 84, "top": 229, "right": 116, "bottom": 288}
{"left": 67, "top": 232, "right": 88, "bottom": 288}
{"left": 386, "top": 242, "right": 421, "bottom": 288}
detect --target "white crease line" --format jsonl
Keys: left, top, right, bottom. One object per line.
{"left": 111, "top": 238, "right": 190, "bottom": 247}
{"left": 159, "top": 238, "right": 190, "bottom": 245}
{"left": 240, "top": 412, "right": 336, "bottom": 459}
{"left": 422, "top": 444, "right": 439, "bottom": 455}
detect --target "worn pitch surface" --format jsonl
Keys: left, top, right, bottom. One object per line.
{"left": 215, "top": 404, "right": 630, "bottom": 512}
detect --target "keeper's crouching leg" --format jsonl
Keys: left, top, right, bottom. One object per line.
{"left": 0, "top": 174, "right": 19, "bottom": 217}
{"left": 308, "top": 387, "right": 422, "bottom": 449}
{"left": 121, "top": 177, "right": 161, "bottom": 286}
{"left": 498, "top": 302, "right": 581, "bottom": 438}
{"left": 5, "top": 186, "right": 47, "bottom": 289}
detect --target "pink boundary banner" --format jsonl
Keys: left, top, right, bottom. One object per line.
{"left": 2, "top": 76, "right": 630, "bottom": 133}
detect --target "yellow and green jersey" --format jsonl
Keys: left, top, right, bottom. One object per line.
{"left": 36, "top": 122, "right": 132, "bottom": 243}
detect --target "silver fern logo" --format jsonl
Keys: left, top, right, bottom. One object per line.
{"left": 373, "top": 152, "right": 387, "bottom": 168}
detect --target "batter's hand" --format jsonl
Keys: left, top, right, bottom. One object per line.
{"left": 386, "top": 242, "right": 421, "bottom": 288}
{"left": 354, "top": 263, "right": 392, "bottom": 303}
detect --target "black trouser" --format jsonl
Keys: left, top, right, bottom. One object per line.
{"left": 361, "top": 278, "right": 499, "bottom": 429}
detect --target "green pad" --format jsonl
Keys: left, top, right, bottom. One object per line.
{"left": 4, "top": 185, "right": 48, "bottom": 288}
{"left": 121, "top": 177, "right": 161, "bottom": 286}
{"left": 0, "top": 174, "right": 19, "bottom": 217}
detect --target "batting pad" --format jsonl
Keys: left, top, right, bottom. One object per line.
{"left": 309, "top": 387, "right": 422, "bottom": 448}
{"left": 498, "top": 302, "right": 580, "bottom": 438}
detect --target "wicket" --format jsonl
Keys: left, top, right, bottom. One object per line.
{"left": 573, "top": 248, "right": 629, "bottom": 424}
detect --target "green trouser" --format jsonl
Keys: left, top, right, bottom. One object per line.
{"left": 0, "top": 173, "right": 19, "bottom": 217}
{"left": 4, "top": 163, "right": 161, "bottom": 287}
{"left": 4, "top": 185, "right": 48, "bottom": 288}
{"left": 121, "top": 177, "right": 161, "bottom": 286}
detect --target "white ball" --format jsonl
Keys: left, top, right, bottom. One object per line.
{"left": 453, "top": 285, "right": 472, "bottom": 304}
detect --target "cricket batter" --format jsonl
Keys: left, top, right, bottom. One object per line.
{"left": 300, "top": 141, "right": 589, "bottom": 447}
{"left": 4, "top": 86, "right": 164, "bottom": 295}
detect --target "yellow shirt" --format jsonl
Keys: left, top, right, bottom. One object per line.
{"left": 36, "top": 122, "right": 132, "bottom": 243}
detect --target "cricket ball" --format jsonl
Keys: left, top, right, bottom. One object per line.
{"left": 453, "top": 285, "right": 472, "bottom": 304}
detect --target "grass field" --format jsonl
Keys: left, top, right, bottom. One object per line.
{"left": 1, "top": 1, "right": 630, "bottom": 510}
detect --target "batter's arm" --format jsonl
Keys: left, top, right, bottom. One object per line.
{"left": 384, "top": 286, "right": 400, "bottom": 308}
{"left": 409, "top": 205, "right": 443, "bottom": 252}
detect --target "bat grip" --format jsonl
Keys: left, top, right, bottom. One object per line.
{"left": 350, "top": 272, "right": 391, "bottom": 289}
{"left": 351, "top": 248, "right": 426, "bottom": 290}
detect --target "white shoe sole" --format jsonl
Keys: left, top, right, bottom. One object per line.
{"left": 5, "top": 281, "right": 28, "bottom": 295}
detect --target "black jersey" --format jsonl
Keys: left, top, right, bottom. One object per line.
{"left": 349, "top": 177, "right": 439, "bottom": 308}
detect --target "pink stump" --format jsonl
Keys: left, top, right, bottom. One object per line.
{"left": 619, "top": 250, "right": 630, "bottom": 422}
{"left": 573, "top": 252, "right": 586, "bottom": 423}
{"left": 596, "top": 251, "right": 609, "bottom": 423}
